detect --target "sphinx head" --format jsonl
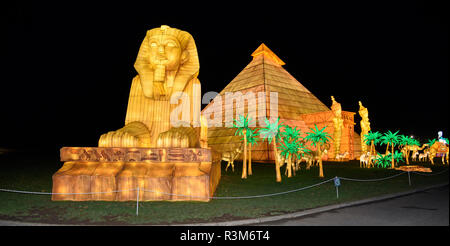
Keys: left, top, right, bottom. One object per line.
{"left": 134, "top": 25, "right": 199, "bottom": 99}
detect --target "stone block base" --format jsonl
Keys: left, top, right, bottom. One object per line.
{"left": 52, "top": 147, "right": 221, "bottom": 202}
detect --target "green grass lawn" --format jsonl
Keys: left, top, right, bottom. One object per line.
{"left": 0, "top": 151, "right": 448, "bottom": 225}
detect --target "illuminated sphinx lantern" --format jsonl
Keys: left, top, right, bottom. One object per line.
{"left": 99, "top": 25, "right": 202, "bottom": 148}
{"left": 52, "top": 26, "right": 219, "bottom": 202}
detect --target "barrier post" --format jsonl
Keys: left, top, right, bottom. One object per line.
{"left": 336, "top": 186, "right": 339, "bottom": 199}
{"left": 136, "top": 186, "right": 140, "bottom": 216}
{"left": 334, "top": 177, "right": 341, "bottom": 199}
{"left": 407, "top": 171, "right": 411, "bottom": 186}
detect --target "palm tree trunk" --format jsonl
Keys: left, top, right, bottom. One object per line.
{"left": 406, "top": 148, "right": 410, "bottom": 165}
{"left": 242, "top": 129, "right": 248, "bottom": 179}
{"left": 318, "top": 146, "right": 324, "bottom": 178}
{"left": 287, "top": 155, "right": 292, "bottom": 178}
{"left": 368, "top": 140, "right": 374, "bottom": 166}
{"left": 273, "top": 140, "right": 281, "bottom": 182}
{"left": 293, "top": 156, "right": 297, "bottom": 176}
{"left": 248, "top": 144, "right": 252, "bottom": 175}
{"left": 391, "top": 143, "right": 395, "bottom": 168}
{"left": 295, "top": 155, "right": 300, "bottom": 171}
{"left": 370, "top": 142, "right": 374, "bottom": 155}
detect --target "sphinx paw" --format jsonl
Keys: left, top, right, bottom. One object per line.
{"left": 99, "top": 130, "right": 139, "bottom": 147}
{"left": 156, "top": 130, "right": 190, "bottom": 148}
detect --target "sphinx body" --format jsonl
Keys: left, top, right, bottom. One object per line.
{"left": 52, "top": 26, "right": 219, "bottom": 202}
{"left": 99, "top": 25, "right": 202, "bottom": 148}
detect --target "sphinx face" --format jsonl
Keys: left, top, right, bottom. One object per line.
{"left": 134, "top": 26, "right": 197, "bottom": 99}
{"left": 148, "top": 34, "right": 183, "bottom": 74}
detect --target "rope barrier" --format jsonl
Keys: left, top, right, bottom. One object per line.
{"left": 141, "top": 178, "right": 335, "bottom": 200}
{"left": 0, "top": 169, "right": 447, "bottom": 197}
{"left": 411, "top": 169, "right": 449, "bottom": 176}
{"left": 0, "top": 179, "right": 335, "bottom": 200}
{"left": 339, "top": 171, "right": 406, "bottom": 182}
{"left": 0, "top": 168, "right": 447, "bottom": 217}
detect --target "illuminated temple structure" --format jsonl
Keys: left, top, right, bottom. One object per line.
{"left": 202, "top": 44, "right": 362, "bottom": 161}
{"left": 52, "top": 27, "right": 362, "bottom": 202}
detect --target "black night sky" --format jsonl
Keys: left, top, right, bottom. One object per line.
{"left": 2, "top": 1, "right": 448, "bottom": 155}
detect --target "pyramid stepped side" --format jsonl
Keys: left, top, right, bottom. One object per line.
{"left": 216, "top": 55, "right": 265, "bottom": 94}
{"left": 262, "top": 58, "right": 330, "bottom": 115}
{"left": 203, "top": 54, "right": 266, "bottom": 160}
{"left": 202, "top": 43, "right": 359, "bottom": 161}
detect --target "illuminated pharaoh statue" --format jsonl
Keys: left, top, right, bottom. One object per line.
{"left": 52, "top": 26, "right": 220, "bottom": 202}
{"left": 98, "top": 25, "right": 202, "bottom": 148}
{"left": 358, "top": 101, "right": 371, "bottom": 154}
{"left": 331, "top": 96, "right": 343, "bottom": 159}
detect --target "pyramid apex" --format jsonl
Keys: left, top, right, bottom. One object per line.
{"left": 251, "top": 43, "right": 286, "bottom": 66}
